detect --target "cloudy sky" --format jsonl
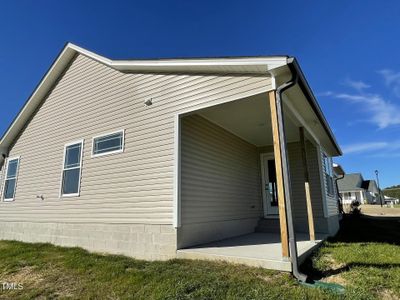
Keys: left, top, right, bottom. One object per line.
{"left": 1, "top": 0, "right": 400, "bottom": 187}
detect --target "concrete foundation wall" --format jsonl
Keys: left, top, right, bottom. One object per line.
{"left": 0, "top": 221, "right": 177, "bottom": 260}
{"left": 292, "top": 215, "right": 338, "bottom": 236}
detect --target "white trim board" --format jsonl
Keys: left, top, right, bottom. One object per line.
{"left": 59, "top": 139, "right": 84, "bottom": 198}
{"left": 2, "top": 156, "right": 21, "bottom": 202}
{"left": 91, "top": 129, "right": 125, "bottom": 158}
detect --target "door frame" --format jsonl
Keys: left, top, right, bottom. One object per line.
{"left": 260, "top": 152, "right": 279, "bottom": 218}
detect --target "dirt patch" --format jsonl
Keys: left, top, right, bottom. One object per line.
{"left": 320, "top": 254, "right": 347, "bottom": 270}
{"left": 320, "top": 274, "right": 347, "bottom": 286}
{"left": 256, "top": 273, "right": 284, "bottom": 283}
{"left": 318, "top": 254, "right": 348, "bottom": 286}
{"left": 1, "top": 265, "right": 79, "bottom": 298}
{"left": 2, "top": 266, "right": 44, "bottom": 286}
{"left": 361, "top": 205, "right": 400, "bottom": 217}
{"left": 378, "top": 289, "right": 400, "bottom": 300}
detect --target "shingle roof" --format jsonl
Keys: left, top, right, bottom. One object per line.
{"left": 337, "top": 173, "right": 364, "bottom": 191}
{"left": 361, "top": 179, "right": 380, "bottom": 192}
{"left": 361, "top": 180, "right": 370, "bottom": 190}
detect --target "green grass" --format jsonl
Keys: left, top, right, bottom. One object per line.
{"left": 0, "top": 216, "right": 398, "bottom": 299}
{"left": 303, "top": 215, "right": 400, "bottom": 300}
{"left": 0, "top": 242, "right": 335, "bottom": 300}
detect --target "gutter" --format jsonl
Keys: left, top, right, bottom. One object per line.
{"left": 275, "top": 71, "right": 308, "bottom": 283}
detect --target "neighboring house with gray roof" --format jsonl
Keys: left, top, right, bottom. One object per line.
{"left": 337, "top": 173, "right": 365, "bottom": 204}
{"left": 337, "top": 173, "right": 380, "bottom": 204}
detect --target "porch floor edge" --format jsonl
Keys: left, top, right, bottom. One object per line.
{"left": 177, "top": 249, "right": 292, "bottom": 272}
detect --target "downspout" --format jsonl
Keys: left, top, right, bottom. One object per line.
{"left": 275, "top": 70, "right": 308, "bottom": 283}
{"left": 335, "top": 174, "right": 345, "bottom": 214}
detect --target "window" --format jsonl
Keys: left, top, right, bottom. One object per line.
{"left": 344, "top": 192, "right": 352, "bottom": 200}
{"left": 61, "top": 140, "right": 83, "bottom": 197}
{"left": 2, "top": 157, "right": 20, "bottom": 201}
{"left": 323, "top": 153, "right": 334, "bottom": 197}
{"left": 92, "top": 130, "right": 124, "bottom": 157}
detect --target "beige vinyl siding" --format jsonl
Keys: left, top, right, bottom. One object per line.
{"left": 320, "top": 149, "right": 339, "bottom": 216}
{"left": 0, "top": 54, "right": 272, "bottom": 224}
{"left": 286, "top": 141, "right": 339, "bottom": 232}
{"left": 181, "top": 115, "right": 262, "bottom": 224}
{"left": 259, "top": 141, "right": 326, "bottom": 232}
{"left": 305, "top": 141, "right": 326, "bottom": 219}
{"left": 179, "top": 115, "right": 262, "bottom": 247}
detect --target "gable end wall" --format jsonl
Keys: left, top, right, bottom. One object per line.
{"left": 0, "top": 53, "right": 272, "bottom": 259}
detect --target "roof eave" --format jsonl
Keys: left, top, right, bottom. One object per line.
{"left": 286, "top": 57, "right": 342, "bottom": 156}
{"left": 0, "top": 43, "right": 290, "bottom": 157}
{"left": 0, "top": 43, "right": 341, "bottom": 167}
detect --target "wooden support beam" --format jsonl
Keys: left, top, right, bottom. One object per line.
{"left": 268, "top": 90, "right": 289, "bottom": 258}
{"left": 299, "top": 127, "right": 315, "bottom": 241}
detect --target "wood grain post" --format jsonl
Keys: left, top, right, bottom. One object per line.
{"left": 299, "top": 127, "right": 315, "bottom": 241}
{"left": 268, "top": 90, "right": 289, "bottom": 259}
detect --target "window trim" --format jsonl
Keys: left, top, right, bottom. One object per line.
{"left": 2, "top": 156, "right": 21, "bottom": 202}
{"left": 323, "top": 153, "right": 335, "bottom": 197}
{"left": 59, "top": 139, "right": 84, "bottom": 198}
{"left": 91, "top": 129, "right": 125, "bottom": 158}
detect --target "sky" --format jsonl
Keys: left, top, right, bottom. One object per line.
{"left": 1, "top": 0, "right": 400, "bottom": 187}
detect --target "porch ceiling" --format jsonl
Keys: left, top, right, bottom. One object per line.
{"left": 199, "top": 93, "right": 299, "bottom": 147}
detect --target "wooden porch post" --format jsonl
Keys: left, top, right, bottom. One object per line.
{"left": 299, "top": 127, "right": 316, "bottom": 241}
{"left": 268, "top": 90, "right": 289, "bottom": 259}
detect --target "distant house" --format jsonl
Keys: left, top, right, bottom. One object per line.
{"left": 337, "top": 173, "right": 380, "bottom": 204}
{"left": 384, "top": 195, "right": 399, "bottom": 205}
{"left": 361, "top": 180, "right": 381, "bottom": 204}
{"left": 332, "top": 163, "right": 345, "bottom": 213}
{"left": 0, "top": 43, "right": 342, "bottom": 272}
{"left": 332, "top": 163, "right": 345, "bottom": 178}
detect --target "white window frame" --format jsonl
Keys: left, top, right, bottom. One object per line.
{"left": 91, "top": 129, "right": 125, "bottom": 158}
{"left": 2, "top": 156, "right": 21, "bottom": 202}
{"left": 60, "top": 139, "right": 84, "bottom": 198}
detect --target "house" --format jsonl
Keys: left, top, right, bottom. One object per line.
{"left": 333, "top": 163, "right": 345, "bottom": 178}
{"left": 0, "top": 43, "right": 342, "bottom": 273}
{"left": 361, "top": 180, "right": 381, "bottom": 204}
{"left": 384, "top": 195, "right": 399, "bottom": 205}
{"left": 332, "top": 163, "right": 345, "bottom": 213}
{"left": 337, "top": 173, "right": 380, "bottom": 204}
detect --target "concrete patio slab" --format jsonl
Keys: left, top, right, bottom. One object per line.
{"left": 177, "top": 232, "right": 326, "bottom": 271}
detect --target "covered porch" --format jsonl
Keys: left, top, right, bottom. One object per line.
{"left": 175, "top": 80, "right": 338, "bottom": 271}
{"left": 177, "top": 232, "right": 326, "bottom": 271}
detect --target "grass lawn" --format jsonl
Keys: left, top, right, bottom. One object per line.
{"left": 303, "top": 215, "right": 400, "bottom": 300}
{"left": 0, "top": 216, "right": 398, "bottom": 299}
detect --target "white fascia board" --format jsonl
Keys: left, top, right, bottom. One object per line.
{"left": 113, "top": 57, "right": 288, "bottom": 70}
{"left": 69, "top": 43, "right": 288, "bottom": 73}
